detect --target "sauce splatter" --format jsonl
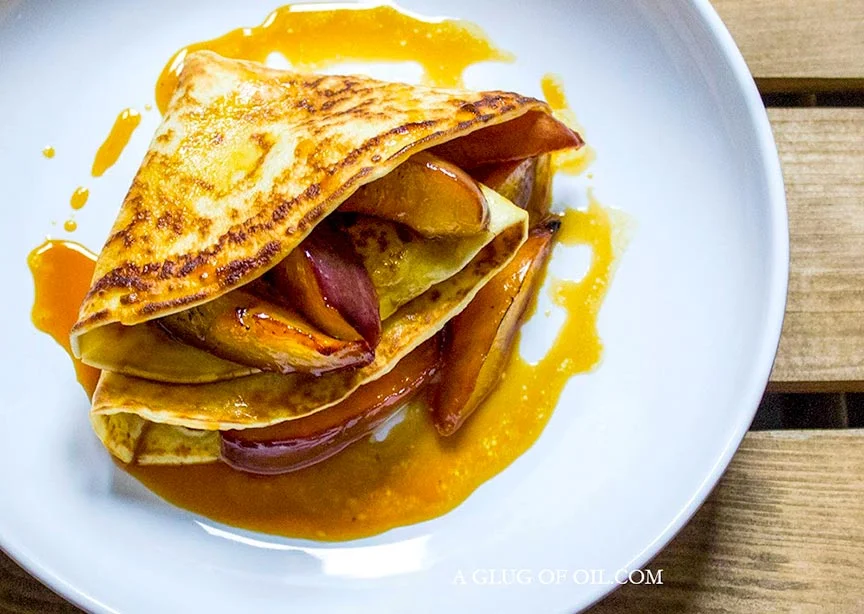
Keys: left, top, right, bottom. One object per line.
{"left": 91, "top": 108, "right": 142, "bottom": 177}
{"left": 42, "top": 146, "right": 55, "bottom": 159}
{"left": 541, "top": 74, "right": 595, "bottom": 175}
{"left": 155, "top": 2, "right": 512, "bottom": 113}
{"left": 63, "top": 220, "right": 78, "bottom": 232}
{"left": 70, "top": 187, "right": 89, "bottom": 210}
{"left": 28, "top": 241, "right": 100, "bottom": 397}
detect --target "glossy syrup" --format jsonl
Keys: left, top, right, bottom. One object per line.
{"left": 91, "top": 108, "right": 141, "bottom": 177}
{"left": 28, "top": 241, "right": 100, "bottom": 397}
{"left": 128, "top": 202, "right": 615, "bottom": 540}
{"left": 155, "top": 2, "right": 512, "bottom": 113}
{"left": 29, "top": 201, "right": 615, "bottom": 540}
{"left": 541, "top": 74, "right": 595, "bottom": 175}
{"left": 70, "top": 187, "right": 89, "bottom": 210}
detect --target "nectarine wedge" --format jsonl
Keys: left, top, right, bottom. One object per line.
{"left": 340, "top": 152, "right": 489, "bottom": 238}
{"left": 528, "top": 153, "right": 553, "bottom": 221}
{"left": 221, "top": 334, "right": 442, "bottom": 474}
{"left": 473, "top": 154, "right": 553, "bottom": 222}
{"left": 431, "top": 111, "right": 582, "bottom": 169}
{"left": 473, "top": 158, "right": 537, "bottom": 209}
{"left": 430, "top": 219, "right": 560, "bottom": 436}
{"left": 270, "top": 221, "right": 381, "bottom": 347}
{"left": 160, "top": 289, "right": 372, "bottom": 375}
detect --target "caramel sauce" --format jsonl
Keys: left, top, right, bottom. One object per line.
{"left": 155, "top": 2, "right": 512, "bottom": 113}
{"left": 28, "top": 241, "right": 100, "bottom": 397}
{"left": 70, "top": 187, "right": 89, "bottom": 210}
{"left": 541, "top": 74, "right": 595, "bottom": 175}
{"left": 28, "top": 4, "right": 619, "bottom": 540}
{"left": 42, "top": 146, "right": 55, "bottom": 159}
{"left": 91, "top": 108, "right": 141, "bottom": 177}
{"left": 27, "top": 202, "right": 614, "bottom": 541}
{"left": 124, "top": 203, "right": 614, "bottom": 540}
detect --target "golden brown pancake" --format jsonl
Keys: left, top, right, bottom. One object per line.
{"left": 70, "top": 50, "right": 556, "bottom": 339}
{"left": 71, "top": 51, "right": 582, "bottom": 465}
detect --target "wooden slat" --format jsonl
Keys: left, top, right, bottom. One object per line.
{"left": 0, "top": 553, "right": 77, "bottom": 614}
{"left": 767, "top": 108, "right": 864, "bottom": 390}
{"left": 713, "top": 0, "right": 864, "bottom": 81}
{"left": 590, "top": 429, "right": 864, "bottom": 614}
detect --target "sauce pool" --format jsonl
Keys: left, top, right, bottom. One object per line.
{"left": 28, "top": 202, "right": 615, "bottom": 540}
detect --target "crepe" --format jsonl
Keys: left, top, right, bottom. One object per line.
{"left": 92, "top": 188, "right": 525, "bottom": 462}
{"left": 70, "top": 50, "right": 553, "bottom": 339}
{"left": 71, "top": 50, "right": 581, "bottom": 465}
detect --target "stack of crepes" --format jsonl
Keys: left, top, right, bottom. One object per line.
{"left": 70, "top": 51, "right": 584, "bottom": 474}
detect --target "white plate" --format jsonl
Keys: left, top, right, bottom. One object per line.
{"left": 0, "top": 1, "right": 787, "bottom": 612}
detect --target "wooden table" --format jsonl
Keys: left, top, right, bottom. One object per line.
{"left": 590, "top": 1, "right": 864, "bottom": 612}
{"left": 2, "top": 1, "right": 864, "bottom": 612}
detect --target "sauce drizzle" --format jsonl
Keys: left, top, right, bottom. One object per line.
{"left": 541, "top": 74, "right": 595, "bottom": 175}
{"left": 155, "top": 2, "right": 512, "bottom": 113}
{"left": 92, "top": 108, "right": 142, "bottom": 177}
{"left": 28, "top": 241, "right": 100, "bottom": 397}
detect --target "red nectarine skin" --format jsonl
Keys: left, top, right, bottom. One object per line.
{"left": 431, "top": 111, "right": 582, "bottom": 168}
{"left": 270, "top": 220, "right": 382, "bottom": 346}
{"left": 221, "top": 334, "right": 442, "bottom": 474}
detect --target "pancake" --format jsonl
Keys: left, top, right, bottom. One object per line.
{"left": 92, "top": 191, "right": 526, "bottom": 462}
{"left": 71, "top": 51, "right": 583, "bottom": 465}
{"left": 70, "top": 50, "right": 567, "bottom": 340}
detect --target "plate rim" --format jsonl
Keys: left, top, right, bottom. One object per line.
{"left": 578, "top": 0, "right": 789, "bottom": 608}
{"left": 0, "top": 0, "right": 790, "bottom": 611}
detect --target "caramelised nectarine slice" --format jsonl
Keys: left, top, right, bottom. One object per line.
{"left": 473, "top": 154, "right": 553, "bottom": 223}
{"left": 431, "top": 111, "right": 582, "bottom": 169}
{"left": 269, "top": 220, "right": 381, "bottom": 347}
{"left": 430, "top": 219, "right": 560, "bottom": 435}
{"left": 160, "top": 288, "right": 372, "bottom": 375}
{"left": 221, "top": 334, "right": 442, "bottom": 474}
{"left": 474, "top": 157, "right": 536, "bottom": 209}
{"left": 340, "top": 152, "right": 489, "bottom": 238}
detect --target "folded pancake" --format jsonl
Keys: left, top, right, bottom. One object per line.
{"left": 70, "top": 50, "right": 575, "bottom": 340}
{"left": 92, "top": 191, "right": 526, "bottom": 462}
{"left": 70, "top": 50, "right": 583, "bottom": 465}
